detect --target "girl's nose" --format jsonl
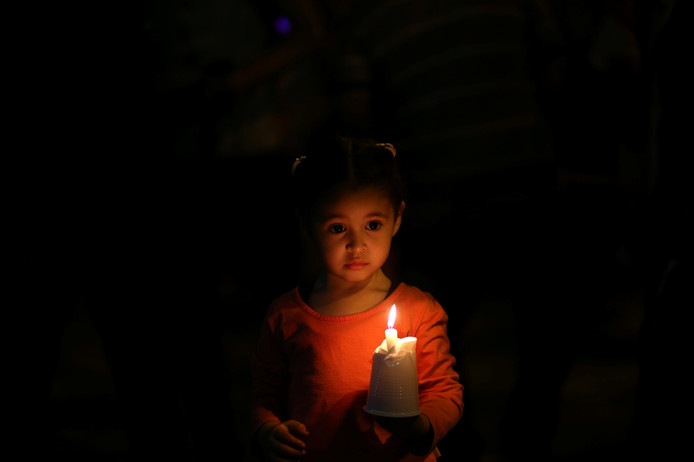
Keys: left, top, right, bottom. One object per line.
{"left": 347, "top": 242, "right": 367, "bottom": 254}
{"left": 346, "top": 232, "right": 367, "bottom": 254}
{"left": 347, "top": 243, "right": 366, "bottom": 255}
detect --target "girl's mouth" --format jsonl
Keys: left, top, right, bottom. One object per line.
{"left": 345, "top": 261, "right": 368, "bottom": 270}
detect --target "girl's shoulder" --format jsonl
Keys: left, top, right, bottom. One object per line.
{"left": 265, "top": 286, "right": 306, "bottom": 317}
{"left": 393, "top": 282, "right": 438, "bottom": 305}
{"left": 390, "top": 282, "right": 446, "bottom": 317}
{"left": 390, "top": 283, "right": 448, "bottom": 336}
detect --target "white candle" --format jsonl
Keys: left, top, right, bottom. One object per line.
{"left": 385, "top": 304, "right": 398, "bottom": 350}
{"left": 365, "top": 303, "right": 421, "bottom": 417}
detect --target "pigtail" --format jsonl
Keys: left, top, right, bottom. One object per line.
{"left": 291, "top": 156, "right": 307, "bottom": 176}
{"left": 376, "top": 143, "right": 397, "bottom": 157}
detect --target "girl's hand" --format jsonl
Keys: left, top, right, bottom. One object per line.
{"left": 257, "top": 419, "right": 309, "bottom": 462}
{"left": 375, "top": 413, "right": 433, "bottom": 455}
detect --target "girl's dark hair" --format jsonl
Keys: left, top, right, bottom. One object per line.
{"left": 292, "top": 136, "right": 404, "bottom": 224}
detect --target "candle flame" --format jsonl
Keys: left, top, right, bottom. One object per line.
{"left": 387, "top": 305, "right": 397, "bottom": 329}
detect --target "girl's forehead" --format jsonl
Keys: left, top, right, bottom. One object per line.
{"left": 318, "top": 188, "right": 394, "bottom": 217}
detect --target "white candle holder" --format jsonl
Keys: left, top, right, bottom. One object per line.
{"left": 364, "top": 337, "right": 420, "bottom": 417}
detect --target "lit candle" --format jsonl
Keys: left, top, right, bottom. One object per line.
{"left": 365, "top": 304, "right": 421, "bottom": 417}
{"left": 385, "top": 305, "right": 398, "bottom": 350}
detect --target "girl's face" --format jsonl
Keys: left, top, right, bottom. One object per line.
{"left": 312, "top": 187, "right": 403, "bottom": 286}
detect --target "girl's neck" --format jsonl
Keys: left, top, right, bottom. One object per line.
{"left": 308, "top": 269, "right": 392, "bottom": 316}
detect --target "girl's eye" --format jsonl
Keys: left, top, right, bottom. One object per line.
{"left": 328, "top": 224, "right": 346, "bottom": 234}
{"left": 366, "top": 221, "right": 382, "bottom": 231}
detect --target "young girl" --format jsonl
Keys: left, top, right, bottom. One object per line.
{"left": 251, "top": 137, "right": 463, "bottom": 462}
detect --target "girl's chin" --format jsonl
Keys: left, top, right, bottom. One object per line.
{"left": 325, "top": 270, "right": 377, "bottom": 285}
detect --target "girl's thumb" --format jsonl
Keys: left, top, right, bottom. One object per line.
{"left": 285, "top": 420, "right": 310, "bottom": 437}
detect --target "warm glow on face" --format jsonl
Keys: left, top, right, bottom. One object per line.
{"left": 388, "top": 305, "right": 397, "bottom": 329}
{"left": 313, "top": 188, "right": 402, "bottom": 286}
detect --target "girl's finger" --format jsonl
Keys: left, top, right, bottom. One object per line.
{"left": 272, "top": 424, "right": 307, "bottom": 450}
{"left": 270, "top": 440, "right": 306, "bottom": 460}
{"left": 285, "top": 419, "right": 310, "bottom": 438}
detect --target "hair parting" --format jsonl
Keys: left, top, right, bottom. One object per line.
{"left": 291, "top": 136, "right": 405, "bottom": 225}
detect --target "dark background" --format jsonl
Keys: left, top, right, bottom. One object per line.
{"left": 19, "top": 1, "right": 689, "bottom": 461}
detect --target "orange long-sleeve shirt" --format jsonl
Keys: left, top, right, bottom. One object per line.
{"left": 251, "top": 282, "right": 463, "bottom": 461}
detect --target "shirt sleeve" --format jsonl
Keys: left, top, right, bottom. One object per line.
{"left": 413, "top": 295, "right": 464, "bottom": 451}
{"left": 250, "top": 307, "right": 288, "bottom": 433}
